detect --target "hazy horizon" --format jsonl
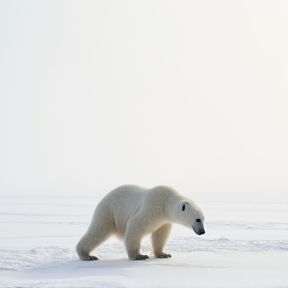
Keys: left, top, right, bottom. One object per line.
{"left": 0, "top": 1, "right": 287, "bottom": 198}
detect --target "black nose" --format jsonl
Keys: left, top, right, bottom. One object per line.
{"left": 199, "top": 229, "right": 205, "bottom": 235}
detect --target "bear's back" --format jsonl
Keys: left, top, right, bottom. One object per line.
{"left": 97, "top": 185, "right": 147, "bottom": 237}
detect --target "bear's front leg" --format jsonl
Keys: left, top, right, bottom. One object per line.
{"left": 152, "top": 223, "right": 172, "bottom": 259}
{"left": 155, "top": 252, "right": 171, "bottom": 258}
{"left": 135, "top": 254, "right": 149, "bottom": 260}
{"left": 124, "top": 217, "right": 149, "bottom": 260}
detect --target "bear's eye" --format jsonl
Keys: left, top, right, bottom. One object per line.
{"left": 182, "top": 203, "right": 186, "bottom": 211}
{"left": 196, "top": 219, "right": 201, "bottom": 223}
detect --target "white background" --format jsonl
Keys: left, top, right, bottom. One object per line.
{"left": 0, "top": 0, "right": 287, "bottom": 198}
{"left": 0, "top": 3, "right": 287, "bottom": 286}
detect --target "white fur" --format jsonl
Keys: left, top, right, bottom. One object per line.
{"left": 76, "top": 185, "right": 205, "bottom": 260}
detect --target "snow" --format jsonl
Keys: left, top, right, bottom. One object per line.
{"left": 0, "top": 194, "right": 287, "bottom": 288}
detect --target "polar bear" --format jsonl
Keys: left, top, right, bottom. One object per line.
{"left": 76, "top": 185, "right": 205, "bottom": 261}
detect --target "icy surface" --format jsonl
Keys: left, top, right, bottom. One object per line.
{"left": 0, "top": 194, "right": 287, "bottom": 288}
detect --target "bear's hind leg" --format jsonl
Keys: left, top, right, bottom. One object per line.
{"left": 76, "top": 220, "right": 112, "bottom": 261}
{"left": 152, "top": 223, "right": 172, "bottom": 258}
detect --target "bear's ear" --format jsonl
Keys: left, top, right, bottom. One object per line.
{"left": 181, "top": 202, "right": 187, "bottom": 211}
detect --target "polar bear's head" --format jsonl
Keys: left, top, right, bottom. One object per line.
{"left": 177, "top": 200, "right": 205, "bottom": 235}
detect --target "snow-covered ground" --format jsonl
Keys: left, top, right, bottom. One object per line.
{"left": 0, "top": 193, "right": 287, "bottom": 288}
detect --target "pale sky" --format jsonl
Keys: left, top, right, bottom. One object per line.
{"left": 0, "top": 0, "right": 287, "bottom": 197}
